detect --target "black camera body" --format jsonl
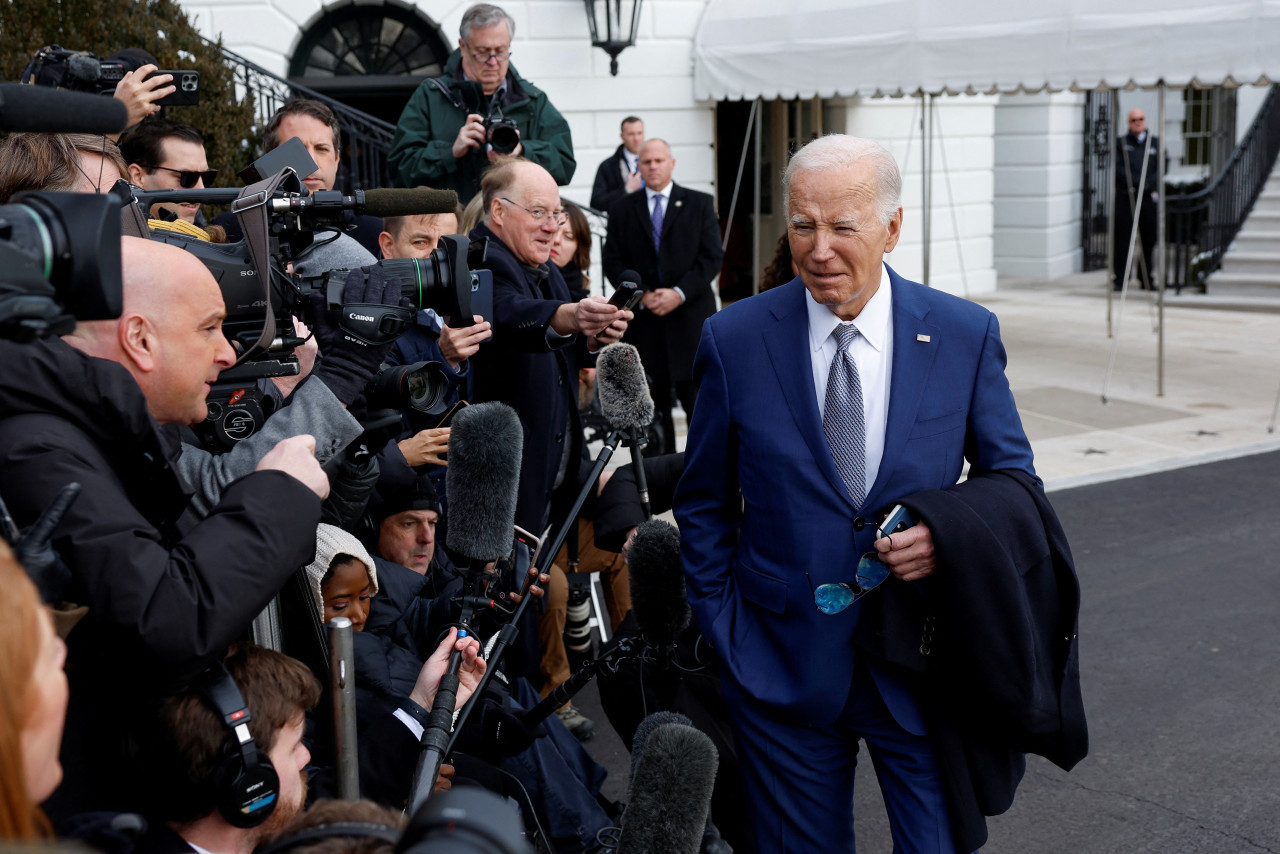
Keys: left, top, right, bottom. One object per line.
{"left": 484, "top": 106, "right": 520, "bottom": 155}
{"left": 0, "top": 191, "right": 123, "bottom": 342}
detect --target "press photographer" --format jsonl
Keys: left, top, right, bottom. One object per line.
{"left": 387, "top": 3, "right": 576, "bottom": 202}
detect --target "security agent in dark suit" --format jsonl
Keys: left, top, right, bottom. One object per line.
{"left": 602, "top": 139, "right": 724, "bottom": 454}
{"left": 590, "top": 115, "right": 645, "bottom": 212}
{"left": 1113, "top": 108, "right": 1161, "bottom": 290}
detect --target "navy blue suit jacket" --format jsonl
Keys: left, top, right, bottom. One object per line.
{"left": 673, "top": 266, "right": 1036, "bottom": 728}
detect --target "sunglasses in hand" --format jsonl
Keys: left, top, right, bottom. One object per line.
{"left": 810, "top": 504, "right": 917, "bottom": 615}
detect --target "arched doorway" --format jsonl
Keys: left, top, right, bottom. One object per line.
{"left": 290, "top": 2, "right": 451, "bottom": 125}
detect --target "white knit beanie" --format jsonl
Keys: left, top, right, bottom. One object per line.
{"left": 304, "top": 524, "right": 379, "bottom": 622}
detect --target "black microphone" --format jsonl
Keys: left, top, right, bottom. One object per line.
{"left": 0, "top": 83, "right": 127, "bottom": 134}
{"left": 445, "top": 401, "right": 523, "bottom": 566}
{"left": 361, "top": 187, "right": 460, "bottom": 218}
{"left": 628, "top": 519, "right": 691, "bottom": 649}
{"left": 596, "top": 343, "right": 655, "bottom": 432}
{"left": 617, "top": 718, "right": 719, "bottom": 854}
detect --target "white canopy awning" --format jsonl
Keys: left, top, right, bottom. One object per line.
{"left": 693, "top": 0, "right": 1280, "bottom": 101}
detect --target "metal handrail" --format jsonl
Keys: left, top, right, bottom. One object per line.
{"left": 1166, "top": 85, "right": 1280, "bottom": 292}
{"left": 213, "top": 40, "right": 396, "bottom": 192}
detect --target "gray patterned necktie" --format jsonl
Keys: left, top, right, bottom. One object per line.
{"left": 824, "top": 323, "right": 866, "bottom": 507}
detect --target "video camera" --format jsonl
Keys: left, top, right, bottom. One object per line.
{"left": 129, "top": 140, "right": 487, "bottom": 450}
{"left": 21, "top": 45, "right": 200, "bottom": 106}
{"left": 0, "top": 191, "right": 123, "bottom": 342}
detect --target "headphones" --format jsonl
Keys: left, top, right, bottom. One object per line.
{"left": 195, "top": 662, "right": 281, "bottom": 829}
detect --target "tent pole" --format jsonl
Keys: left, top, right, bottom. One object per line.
{"left": 752, "top": 97, "right": 763, "bottom": 294}
{"left": 922, "top": 92, "right": 932, "bottom": 286}
{"left": 1156, "top": 82, "right": 1167, "bottom": 396}
{"left": 720, "top": 97, "right": 759, "bottom": 289}
{"left": 1106, "top": 90, "right": 1119, "bottom": 336}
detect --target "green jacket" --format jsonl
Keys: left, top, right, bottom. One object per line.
{"left": 387, "top": 50, "right": 576, "bottom": 200}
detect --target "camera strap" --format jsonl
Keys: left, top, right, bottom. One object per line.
{"left": 230, "top": 170, "right": 298, "bottom": 364}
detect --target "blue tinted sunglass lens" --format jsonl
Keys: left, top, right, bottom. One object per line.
{"left": 814, "top": 583, "right": 857, "bottom": 614}
{"left": 855, "top": 554, "right": 891, "bottom": 590}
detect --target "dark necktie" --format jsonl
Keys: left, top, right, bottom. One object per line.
{"left": 651, "top": 194, "right": 664, "bottom": 255}
{"left": 823, "top": 323, "right": 867, "bottom": 508}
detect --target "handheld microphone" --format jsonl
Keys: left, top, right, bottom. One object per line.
{"left": 617, "top": 719, "right": 719, "bottom": 854}
{"left": 409, "top": 401, "right": 522, "bottom": 814}
{"left": 0, "top": 83, "right": 127, "bottom": 134}
{"left": 596, "top": 343, "right": 655, "bottom": 432}
{"left": 596, "top": 343, "right": 656, "bottom": 518}
{"left": 627, "top": 519, "right": 691, "bottom": 649}
{"left": 445, "top": 402, "right": 523, "bottom": 567}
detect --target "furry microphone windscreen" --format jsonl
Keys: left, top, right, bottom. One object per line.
{"left": 444, "top": 402, "right": 523, "bottom": 562}
{"left": 628, "top": 711, "right": 692, "bottom": 790}
{"left": 595, "top": 343, "right": 655, "bottom": 431}
{"left": 361, "top": 187, "right": 460, "bottom": 218}
{"left": 627, "top": 519, "right": 691, "bottom": 648}
{"left": 616, "top": 723, "right": 719, "bottom": 854}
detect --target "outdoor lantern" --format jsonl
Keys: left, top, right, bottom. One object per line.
{"left": 584, "top": 0, "right": 642, "bottom": 76}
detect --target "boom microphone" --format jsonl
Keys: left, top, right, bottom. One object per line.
{"left": 617, "top": 720, "right": 719, "bottom": 854}
{"left": 445, "top": 402, "right": 523, "bottom": 564}
{"left": 360, "top": 187, "right": 460, "bottom": 218}
{"left": 0, "top": 83, "right": 127, "bottom": 134}
{"left": 596, "top": 343, "right": 655, "bottom": 432}
{"left": 627, "top": 519, "right": 691, "bottom": 649}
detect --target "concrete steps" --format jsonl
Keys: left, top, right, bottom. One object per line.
{"left": 1207, "top": 171, "right": 1280, "bottom": 289}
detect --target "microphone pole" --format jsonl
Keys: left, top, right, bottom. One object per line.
{"left": 406, "top": 402, "right": 522, "bottom": 813}
{"left": 444, "top": 427, "right": 626, "bottom": 755}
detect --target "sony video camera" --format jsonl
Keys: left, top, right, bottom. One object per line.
{"left": 130, "top": 142, "right": 483, "bottom": 450}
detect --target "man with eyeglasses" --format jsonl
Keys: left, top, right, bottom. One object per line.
{"left": 470, "top": 159, "right": 630, "bottom": 536}
{"left": 674, "top": 136, "right": 1078, "bottom": 853}
{"left": 1113, "top": 108, "right": 1162, "bottom": 291}
{"left": 388, "top": 3, "right": 575, "bottom": 204}
{"left": 119, "top": 118, "right": 214, "bottom": 225}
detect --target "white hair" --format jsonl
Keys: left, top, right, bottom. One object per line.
{"left": 461, "top": 3, "right": 516, "bottom": 41}
{"left": 782, "top": 134, "right": 902, "bottom": 226}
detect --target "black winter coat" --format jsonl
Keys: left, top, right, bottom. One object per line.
{"left": 0, "top": 337, "right": 320, "bottom": 817}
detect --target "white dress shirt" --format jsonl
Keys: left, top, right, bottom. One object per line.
{"left": 806, "top": 263, "right": 894, "bottom": 495}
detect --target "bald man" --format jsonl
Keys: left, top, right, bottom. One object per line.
{"left": 0, "top": 237, "right": 329, "bottom": 818}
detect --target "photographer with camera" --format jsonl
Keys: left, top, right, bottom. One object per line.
{"left": 387, "top": 3, "right": 575, "bottom": 204}
{"left": 0, "top": 236, "right": 330, "bottom": 819}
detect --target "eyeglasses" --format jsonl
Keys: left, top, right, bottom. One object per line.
{"left": 468, "top": 48, "right": 512, "bottom": 64}
{"left": 144, "top": 164, "right": 217, "bottom": 189}
{"left": 500, "top": 198, "right": 568, "bottom": 225}
{"left": 809, "top": 506, "right": 914, "bottom": 615}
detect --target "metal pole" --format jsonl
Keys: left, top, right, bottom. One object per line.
{"left": 1106, "top": 90, "right": 1119, "bottom": 336}
{"left": 752, "top": 97, "right": 763, "bottom": 294}
{"left": 1157, "top": 82, "right": 1167, "bottom": 397}
{"left": 328, "top": 617, "right": 359, "bottom": 801}
{"left": 922, "top": 92, "right": 933, "bottom": 287}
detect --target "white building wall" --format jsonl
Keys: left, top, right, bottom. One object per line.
{"left": 842, "top": 94, "right": 999, "bottom": 297}
{"left": 993, "top": 92, "right": 1085, "bottom": 281}
{"left": 175, "top": 0, "right": 718, "bottom": 203}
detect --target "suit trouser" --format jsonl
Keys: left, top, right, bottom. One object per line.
{"left": 725, "top": 659, "right": 962, "bottom": 854}
{"left": 654, "top": 373, "right": 698, "bottom": 455}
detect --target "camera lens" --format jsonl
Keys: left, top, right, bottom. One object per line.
{"left": 370, "top": 361, "right": 449, "bottom": 414}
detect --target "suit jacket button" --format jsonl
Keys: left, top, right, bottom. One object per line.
{"left": 853, "top": 517, "right": 866, "bottom": 531}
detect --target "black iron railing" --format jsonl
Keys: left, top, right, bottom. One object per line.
{"left": 215, "top": 42, "right": 396, "bottom": 192}
{"left": 1166, "top": 85, "right": 1280, "bottom": 292}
